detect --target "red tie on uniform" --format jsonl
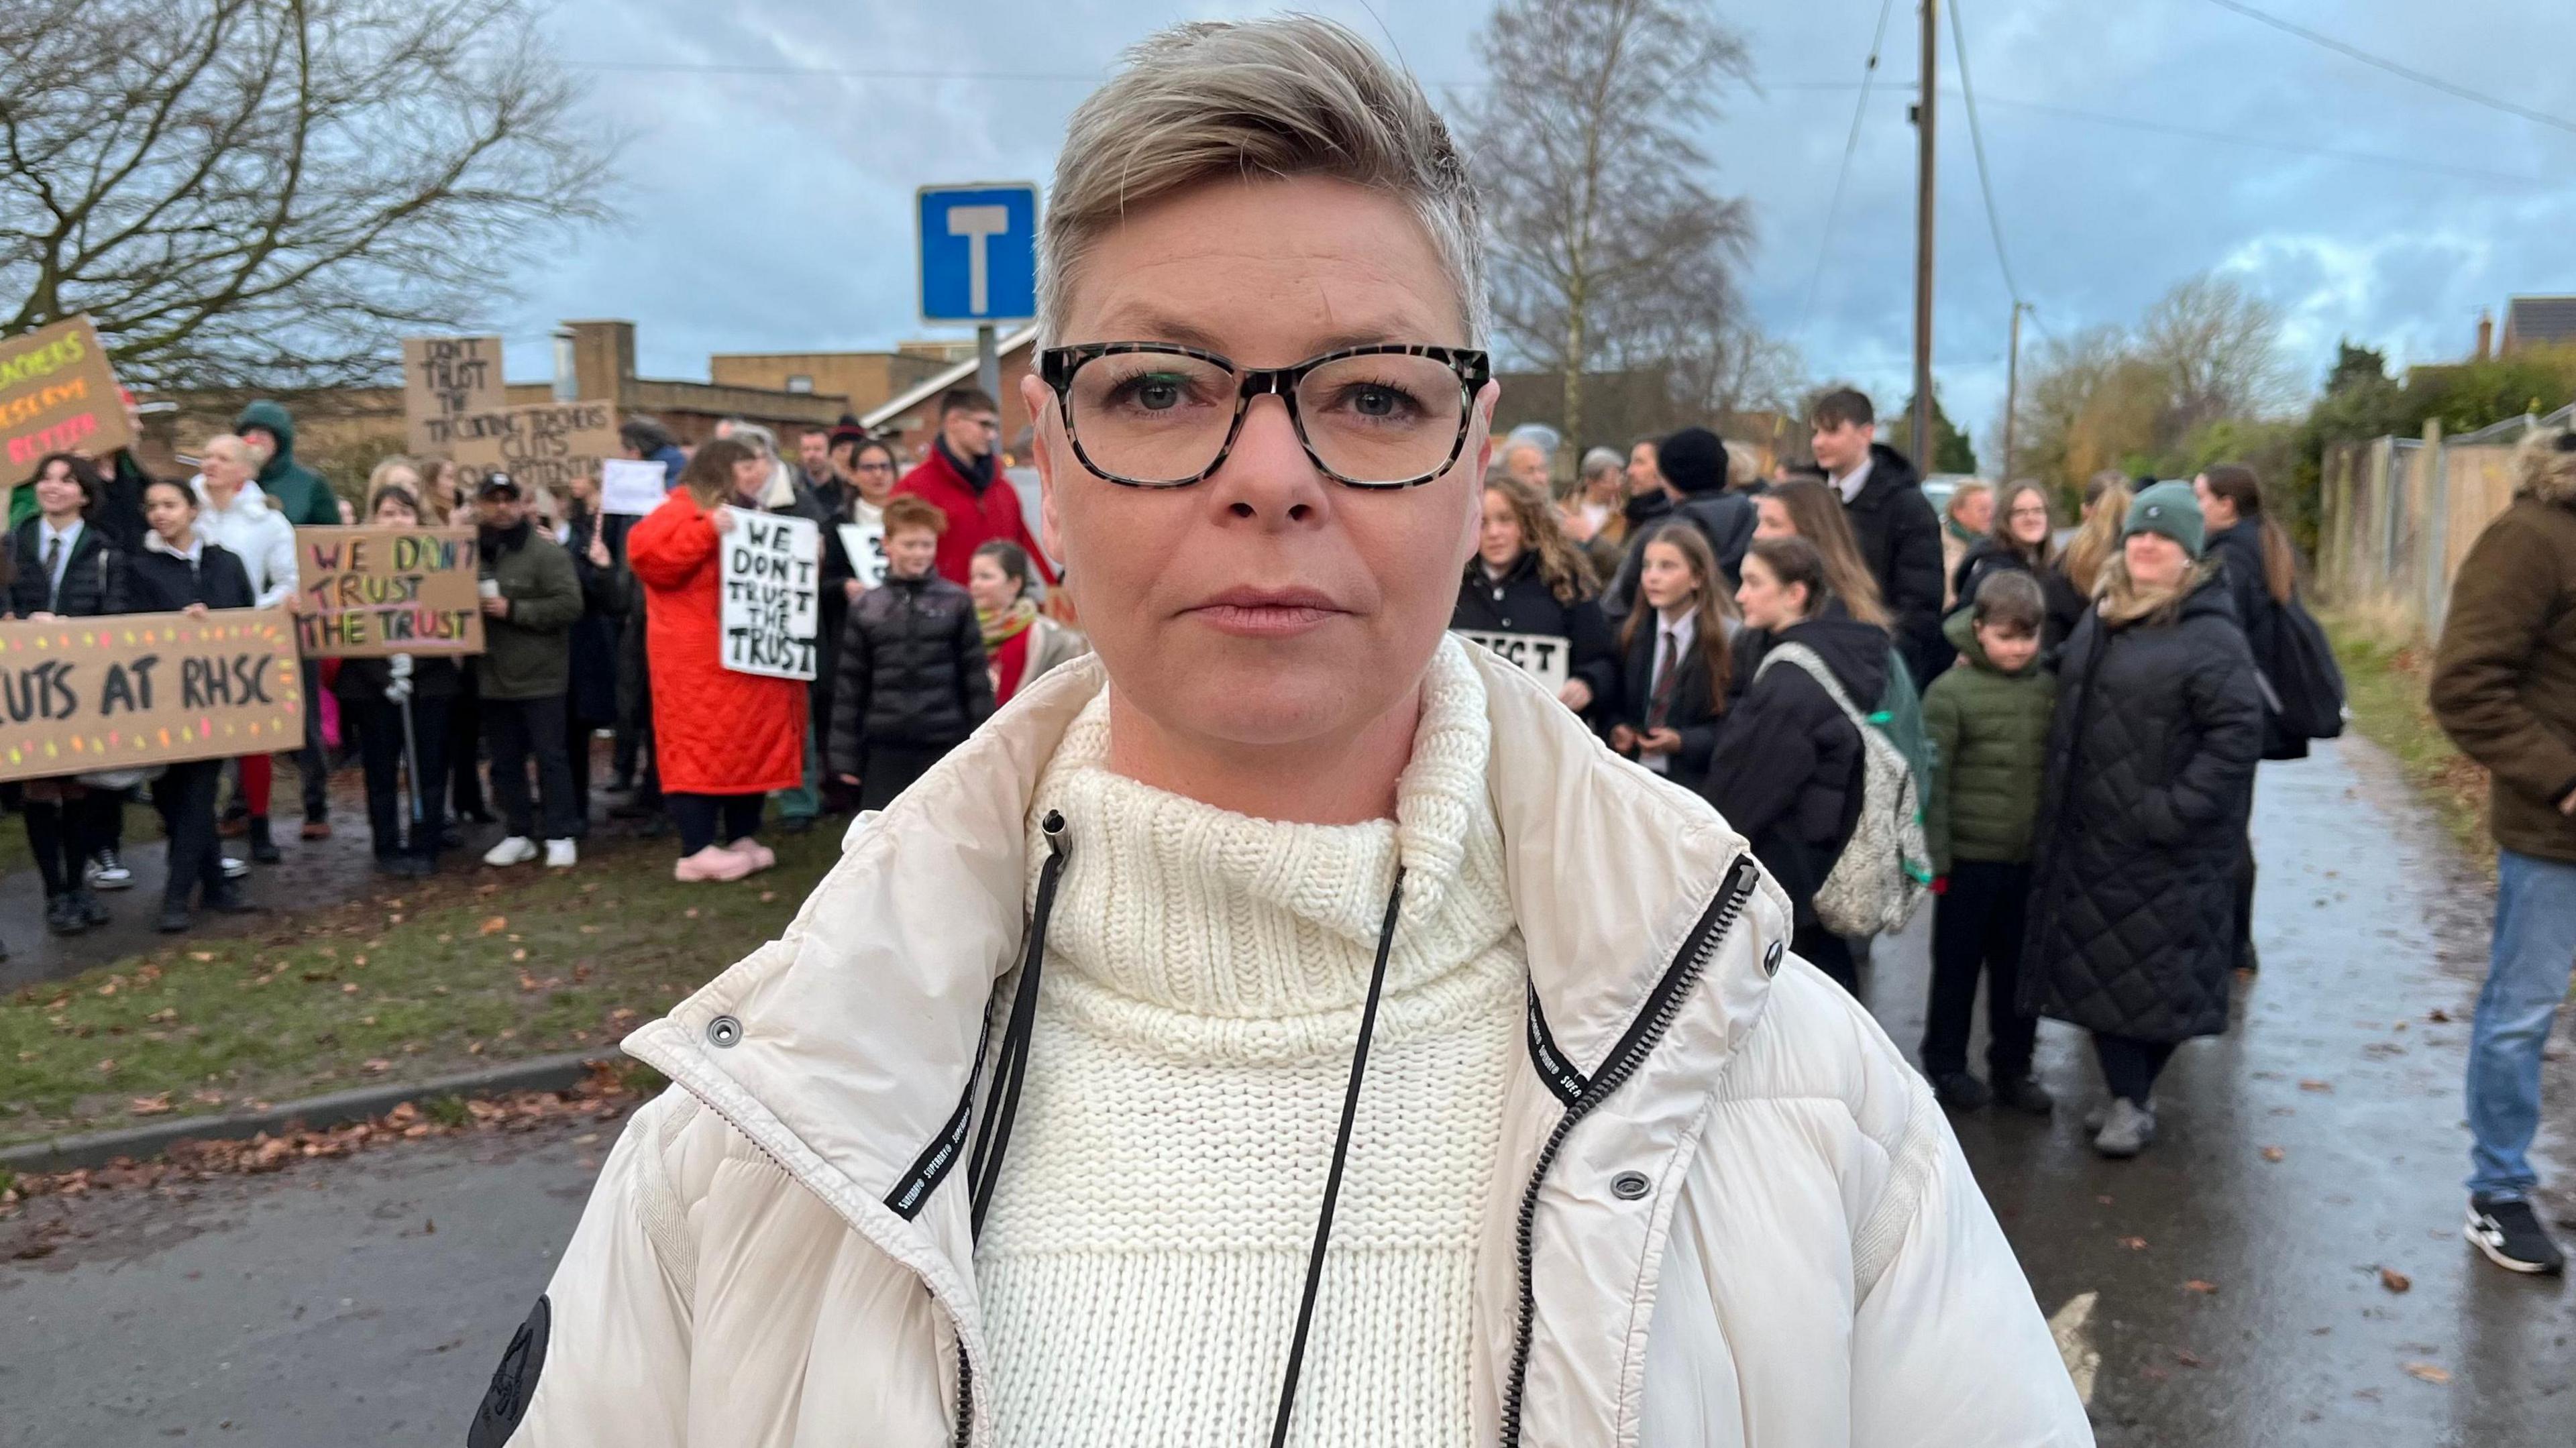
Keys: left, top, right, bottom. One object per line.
{"left": 1648, "top": 628, "right": 1678, "bottom": 730}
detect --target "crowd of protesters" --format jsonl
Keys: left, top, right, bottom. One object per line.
{"left": 11, "top": 341, "right": 2557, "bottom": 1282}
{"left": 1447, "top": 387, "right": 2357, "bottom": 1168}
{"left": 0, "top": 384, "right": 1089, "bottom": 945}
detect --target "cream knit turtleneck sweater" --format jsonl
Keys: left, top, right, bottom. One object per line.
{"left": 976, "top": 639, "right": 1525, "bottom": 1447}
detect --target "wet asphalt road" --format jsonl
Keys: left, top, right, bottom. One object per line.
{"left": 1, "top": 734, "right": 2569, "bottom": 1445}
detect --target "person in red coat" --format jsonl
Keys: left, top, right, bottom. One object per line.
{"left": 625, "top": 438, "right": 808, "bottom": 883}
{"left": 893, "top": 386, "right": 1057, "bottom": 588}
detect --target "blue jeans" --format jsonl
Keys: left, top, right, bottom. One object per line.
{"left": 2467, "top": 848, "right": 2576, "bottom": 1201}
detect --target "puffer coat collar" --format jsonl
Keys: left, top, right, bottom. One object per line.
{"left": 619, "top": 637, "right": 1794, "bottom": 1445}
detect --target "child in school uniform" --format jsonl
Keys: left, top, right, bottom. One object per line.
{"left": 1920, "top": 568, "right": 2057, "bottom": 1114}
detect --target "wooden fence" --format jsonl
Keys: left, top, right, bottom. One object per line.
{"left": 2318, "top": 406, "right": 2570, "bottom": 636}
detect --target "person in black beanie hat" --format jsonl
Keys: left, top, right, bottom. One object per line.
{"left": 1605, "top": 425, "right": 1758, "bottom": 617}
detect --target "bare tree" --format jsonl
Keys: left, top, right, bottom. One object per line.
{"left": 1459, "top": 0, "right": 1753, "bottom": 457}
{"left": 1, "top": 0, "right": 615, "bottom": 390}
{"left": 1996, "top": 273, "right": 2303, "bottom": 496}
{"left": 2135, "top": 273, "right": 2298, "bottom": 431}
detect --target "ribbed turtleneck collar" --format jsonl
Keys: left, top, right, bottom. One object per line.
{"left": 1025, "top": 636, "right": 1511, "bottom": 1036}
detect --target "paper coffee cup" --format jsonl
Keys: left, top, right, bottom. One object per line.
{"left": 478, "top": 578, "right": 502, "bottom": 599}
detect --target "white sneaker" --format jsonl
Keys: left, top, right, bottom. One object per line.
{"left": 483, "top": 836, "right": 539, "bottom": 867}
{"left": 221, "top": 856, "right": 249, "bottom": 880}
{"left": 544, "top": 838, "right": 578, "bottom": 869}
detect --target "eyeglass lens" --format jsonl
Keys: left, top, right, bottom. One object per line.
{"left": 1066, "top": 351, "right": 1465, "bottom": 486}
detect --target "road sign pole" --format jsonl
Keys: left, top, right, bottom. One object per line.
{"left": 977, "top": 324, "right": 1001, "bottom": 405}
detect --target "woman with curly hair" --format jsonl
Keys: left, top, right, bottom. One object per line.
{"left": 1451, "top": 472, "right": 1617, "bottom": 716}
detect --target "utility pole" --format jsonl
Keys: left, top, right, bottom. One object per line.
{"left": 2002, "top": 300, "right": 2027, "bottom": 484}
{"left": 1910, "top": 0, "right": 1937, "bottom": 470}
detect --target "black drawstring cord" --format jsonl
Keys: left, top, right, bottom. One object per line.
{"left": 969, "top": 810, "right": 1069, "bottom": 1238}
{"left": 1268, "top": 867, "right": 1405, "bottom": 1448}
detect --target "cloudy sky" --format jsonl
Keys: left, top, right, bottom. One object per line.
{"left": 500, "top": 0, "right": 2576, "bottom": 456}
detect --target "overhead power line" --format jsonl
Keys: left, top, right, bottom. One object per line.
{"left": 2199, "top": 0, "right": 2576, "bottom": 137}
{"left": 1968, "top": 93, "right": 2542, "bottom": 185}
{"left": 1943, "top": 0, "right": 2029, "bottom": 317}
{"left": 1796, "top": 0, "right": 1899, "bottom": 344}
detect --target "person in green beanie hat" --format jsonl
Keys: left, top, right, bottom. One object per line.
{"left": 2121, "top": 478, "right": 2205, "bottom": 561}
{"left": 233, "top": 398, "right": 342, "bottom": 837}
{"left": 2020, "top": 476, "right": 2262, "bottom": 1159}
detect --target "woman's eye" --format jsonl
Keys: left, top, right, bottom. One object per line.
{"left": 1106, "top": 372, "right": 1195, "bottom": 411}
{"left": 1326, "top": 381, "right": 1422, "bottom": 421}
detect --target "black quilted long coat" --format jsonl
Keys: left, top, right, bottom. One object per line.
{"left": 2021, "top": 572, "right": 2264, "bottom": 1042}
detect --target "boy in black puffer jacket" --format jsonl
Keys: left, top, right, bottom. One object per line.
{"left": 1919, "top": 571, "right": 2057, "bottom": 1115}
{"left": 830, "top": 496, "right": 994, "bottom": 811}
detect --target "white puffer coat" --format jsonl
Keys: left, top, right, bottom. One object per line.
{"left": 477, "top": 644, "right": 2092, "bottom": 1447}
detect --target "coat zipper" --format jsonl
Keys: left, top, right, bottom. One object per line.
{"left": 1495, "top": 852, "right": 1759, "bottom": 1448}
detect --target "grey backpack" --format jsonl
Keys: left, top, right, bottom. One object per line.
{"left": 1754, "top": 642, "right": 1932, "bottom": 937}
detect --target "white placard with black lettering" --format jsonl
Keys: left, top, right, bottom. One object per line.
{"left": 720, "top": 508, "right": 820, "bottom": 679}
{"left": 1454, "top": 630, "right": 1571, "bottom": 693}
{"left": 837, "top": 522, "right": 888, "bottom": 589}
{"left": 600, "top": 457, "right": 668, "bottom": 517}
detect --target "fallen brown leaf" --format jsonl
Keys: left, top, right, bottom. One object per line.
{"left": 2427, "top": 1007, "right": 2451, "bottom": 1023}
{"left": 127, "top": 1093, "right": 174, "bottom": 1116}
{"left": 2175, "top": 1349, "right": 2205, "bottom": 1368}
{"left": 479, "top": 915, "right": 508, "bottom": 935}
{"left": 2184, "top": 1280, "right": 2218, "bottom": 1294}
{"left": 2118, "top": 1236, "right": 2149, "bottom": 1251}
{"left": 2261, "top": 1146, "right": 2286, "bottom": 1162}
{"left": 2403, "top": 1362, "right": 2450, "bottom": 1385}
{"left": 2379, "top": 1267, "right": 2412, "bottom": 1294}
{"left": 2299, "top": 1079, "right": 2332, "bottom": 1093}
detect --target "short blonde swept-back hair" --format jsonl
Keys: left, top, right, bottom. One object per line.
{"left": 1037, "top": 16, "right": 1487, "bottom": 349}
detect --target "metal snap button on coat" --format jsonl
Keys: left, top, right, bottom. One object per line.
{"left": 1763, "top": 940, "right": 1784, "bottom": 977}
{"left": 1611, "top": 1171, "right": 1652, "bottom": 1201}
{"left": 706, "top": 1015, "right": 743, "bottom": 1048}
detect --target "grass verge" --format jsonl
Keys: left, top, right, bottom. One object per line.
{"left": 2322, "top": 608, "right": 2491, "bottom": 865}
{"left": 1, "top": 824, "right": 832, "bottom": 1148}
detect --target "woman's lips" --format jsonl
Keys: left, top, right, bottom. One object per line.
{"left": 1185, "top": 588, "right": 1347, "bottom": 638}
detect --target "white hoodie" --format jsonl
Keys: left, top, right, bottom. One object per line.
{"left": 188, "top": 476, "right": 298, "bottom": 609}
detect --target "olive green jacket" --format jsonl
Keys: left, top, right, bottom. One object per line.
{"left": 1923, "top": 609, "right": 2057, "bottom": 874}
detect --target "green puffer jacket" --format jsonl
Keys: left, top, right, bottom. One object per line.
{"left": 1922, "top": 608, "right": 2057, "bottom": 873}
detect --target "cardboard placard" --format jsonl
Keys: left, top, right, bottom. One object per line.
{"left": 837, "top": 521, "right": 888, "bottom": 589}
{"left": 400, "top": 335, "right": 506, "bottom": 456}
{"left": 720, "top": 508, "right": 820, "bottom": 680}
{"left": 292, "top": 526, "right": 485, "bottom": 658}
{"left": 600, "top": 457, "right": 669, "bottom": 517}
{"left": 2, "top": 315, "right": 136, "bottom": 488}
{"left": 1455, "top": 629, "right": 1572, "bottom": 693}
{"left": 0, "top": 608, "right": 304, "bottom": 783}
{"left": 447, "top": 400, "right": 619, "bottom": 499}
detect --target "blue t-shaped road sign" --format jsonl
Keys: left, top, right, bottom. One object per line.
{"left": 918, "top": 183, "right": 1039, "bottom": 325}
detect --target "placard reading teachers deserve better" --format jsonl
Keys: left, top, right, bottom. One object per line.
{"left": 0, "top": 609, "right": 304, "bottom": 783}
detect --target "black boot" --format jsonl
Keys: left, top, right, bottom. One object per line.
{"left": 248, "top": 817, "right": 282, "bottom": 865}
{"left": 205, "top": 881, "right": 258, "bottom": 915}
{"left": 156, "top": 900, "right": 193, "bottom": 933}
{"left": 74, "top": 888, "right": 110, "bottom": 928}
{"left": 44, "top": 894, "right": 85, "bottom": 936}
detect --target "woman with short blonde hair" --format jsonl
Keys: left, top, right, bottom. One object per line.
{"left": 484, "top": 17, "right": 2086, "bottom": 1447}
